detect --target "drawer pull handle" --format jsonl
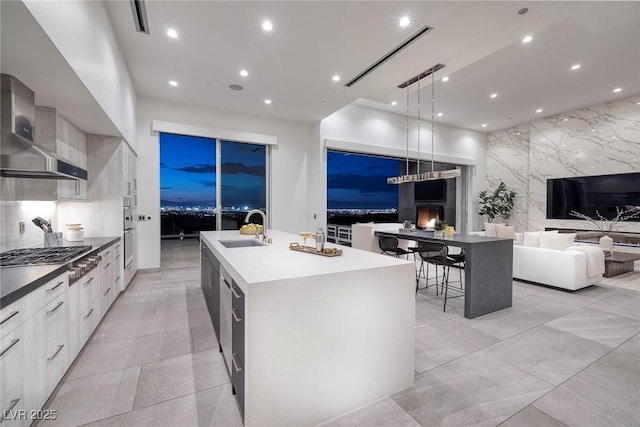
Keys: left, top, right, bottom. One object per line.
{"left": 84, "top": 308, "right": 94, "bottom": 318}
{"left": 105, "top": 251, "right": 111, "bottom": 256}
{"left": 231, "top": 354, "right": 242, "bottom": 372}
{"left": 0, "top": 398, "right": 20, "bottom": 422}
{"left": 231, "top": 308, "right": 242, "bottom": 322}
{"left": 47, "top": 344, "right": 64, "bottom": 361}
{"left": 115, "top": 276, "right": 121, "bottom": 281}
{"left": 0, "top": 311, "right": 19, "bottom": 325}
{"left": 47, "top": 281, "right": 64, "bottom": 292}
{"left": 221, "top": 276, "right": 230, "bottom": 288}
{"left": 231, "top": 286, "right": 242, "bottom": 299}
{"left": 47, "top": 301, "right": 64, "bottom": 315}
{"left": 105, "top": 288, "right": 112, "bottom": 295}
{"left": 104, "top": 262, "right": 111, "bottom": 269}
{"left": 84, "top": 277, "right": 94, "bottom": 285}
{"left": 0, "top": 339, "right": 20, "bottom": 357}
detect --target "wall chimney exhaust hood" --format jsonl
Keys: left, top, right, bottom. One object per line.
{"left": 1, "top": 74, "right": 87, "bottom": 180}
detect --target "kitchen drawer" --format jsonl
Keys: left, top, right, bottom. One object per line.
{"left": 231, "top": 281, "right": 244, "bottom": 316}
{"left": 0, "top": 377, "right": 34, "bottom": 427}
{"left": 28, "top": 273, "right": 69, "bottom": 316}
{"left": 68, "top": 271, "right": 97, "bottom": 325}
{"left": 0, "top": 321, "right": 33, "bottom": 403}
{"left": 0, "top": 298, "right": 28, "bottom": 339}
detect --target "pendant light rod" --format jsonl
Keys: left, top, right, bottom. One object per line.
{"left": 431, "top": 68, "right": 435, "bottom": 174}
{"left": 405, "top": 85, "right": 409, "bottom": 176}
{"left": 417, "top": 75, "right": 421, "bottom": 175}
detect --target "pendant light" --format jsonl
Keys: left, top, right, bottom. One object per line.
{"left": 387, "top": 65, "right": 461, "bottom": 184}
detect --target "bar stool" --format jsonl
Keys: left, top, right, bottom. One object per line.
{"left": 378, "top": 235, "right": 411, "bottom": 259}
{"left": 414, "top": 241, "right": 444, "bottom": 294}
{"left": 417, "top": 241, "right": 465, "bottom": 311}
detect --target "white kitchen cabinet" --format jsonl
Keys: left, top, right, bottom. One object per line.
{"left": 0, "top": 376, "right": 34, "bottom": 427}
{"left": 0, "top": 321, "right": 32, "bottom": 405}
{"left": 0, "top": 297, "right": 29, "bottom": 339}
{"left": 32, "top": 107, "right": 88, "bottom": 201}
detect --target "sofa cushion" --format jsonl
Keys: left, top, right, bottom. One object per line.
{"left": 539, "top": 232, "right": 577, "bottom": 251}
{"left": 523, "top": 230, "right": 558, "bottom": 247}
{"left": 484, "top": 222, "right": 507, "bottom": 238}
{"left": 496, "top": 225, "right": 516, "bottom": 240}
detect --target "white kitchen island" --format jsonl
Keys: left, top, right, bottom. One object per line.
{"left": 200, "top": 230, "right": 415, "bottom": 426}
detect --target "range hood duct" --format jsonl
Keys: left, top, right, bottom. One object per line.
{"left": 0, "top": 74, "right": 87, "bottom": 180}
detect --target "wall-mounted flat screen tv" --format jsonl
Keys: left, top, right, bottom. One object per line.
{"left": 547, "top": 172, "right": 640, "bottom": 221}
{"left": 415, "top": 179, "right": 447, "bottom": 203}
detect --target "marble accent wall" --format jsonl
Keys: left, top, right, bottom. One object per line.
{"left": 486, "top": 125, "right": 530, "bottom": 231}
{"left": 488, "top": 95, "right": 640, "bottom": 233}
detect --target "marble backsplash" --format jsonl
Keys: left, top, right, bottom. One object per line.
{"left": 487, "top": 95, "right": 640, "bottom": 234}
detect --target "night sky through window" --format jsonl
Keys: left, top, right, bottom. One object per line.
{"left": 327, "top": 151, "right": 400, "bottom": 209}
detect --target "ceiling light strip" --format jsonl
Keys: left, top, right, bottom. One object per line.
{"left": 129, "top": 0, "right": 150, "bottom": 34}
{"left": 344, "top": 25, "right": 434, "bottom": 87}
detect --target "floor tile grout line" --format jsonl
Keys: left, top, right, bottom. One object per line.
{"left": 497, "top": 405, "right": 569, "bottom": 427}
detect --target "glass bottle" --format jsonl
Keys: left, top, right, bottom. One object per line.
{"left": 315, "top": 227, "right": 325, "bottom": 252}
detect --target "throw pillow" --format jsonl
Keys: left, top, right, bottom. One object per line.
{"left": 496, "top": 225, "right": 516, "bottom": 240}
{"left": 484, "top": 222, "right": 507, "bottom": 238}
{"left": 522, "top": 230, "right": 558, "bottom": 247}
{"left": 539, "top": 232, "right": 577, "bottom": 251}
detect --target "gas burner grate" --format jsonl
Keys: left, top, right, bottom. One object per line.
{"left": 0, "top": 246, "right": 93, "bottom": 267}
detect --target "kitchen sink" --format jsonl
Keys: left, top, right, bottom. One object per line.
{"left": 219, "top": 239, "right": 268, "bottom": 248}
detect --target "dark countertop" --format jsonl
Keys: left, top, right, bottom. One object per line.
{"left": 375, "top": 229, "right": 508, "bottom": 248}
{"left": 0, "top": 236, "right": 120, "bottom": 308}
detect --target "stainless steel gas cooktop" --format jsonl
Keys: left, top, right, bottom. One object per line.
{"left": 0, "top": 246, "right": 92, "bottom": 267}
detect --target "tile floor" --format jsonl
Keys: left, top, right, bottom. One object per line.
{"left": 40, "top": 240, "right": 640, "bottom": 426}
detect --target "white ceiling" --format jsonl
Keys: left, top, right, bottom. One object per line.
{"left": 105, "top": 1, "right": 640, "bottom": 132}
{"left": 2, "top": 1, "right": 639, "bottom": 137}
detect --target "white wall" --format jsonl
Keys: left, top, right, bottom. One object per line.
{"left": 0, "top": 201, "right": 57, "bottom": 251}
{"left": 318, "top": 103, "right": 488, "bottom": 232}
{"left": 23, "top": 0, "right": 137, "bottom": 149}
{"left": 136, "top": 97, "right": 314, "bottom": 269}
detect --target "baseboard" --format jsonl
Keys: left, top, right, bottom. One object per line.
{"left": 138, "top": 267, "right": 161, "bottom": 273}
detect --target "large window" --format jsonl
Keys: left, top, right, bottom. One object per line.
{"left": 160, "top": 133, "right": 268, "bottom": 237}
{"left": 327, "top": 150, "right": 400, "bottom": 225}
{"left": 161, "top": 133, "right": 216, "bottom": 237}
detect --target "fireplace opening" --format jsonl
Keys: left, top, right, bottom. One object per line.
{"left": 416, "top": 206, "right": 445, "bottom": 229}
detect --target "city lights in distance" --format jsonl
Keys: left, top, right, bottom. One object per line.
{"left": 167, "top": 28, "right": 178, "bottom": 39}
{"left": 262, "top": 20, "right": 273, "bottom": 31}
{"left": 399, "top": 16, "right": 410, "bottom": 27}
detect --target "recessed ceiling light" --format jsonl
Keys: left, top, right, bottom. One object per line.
{"left": 591, "top": 129, "right": 596, "bottom": 132}
{"left": 571, "top": 64, "right": 581, "bottom": 70}
{"left": 522, "top": 35, "right": 533, "bottom": 43}
{"left": 391, "top": 101, "right": 397, "bottom": 106}
{"left": 613, "top": 87, "right": 622, "bottom": 93}
{"left": 536, "top": 108, "right": 543, "bottom": 113}
{"left": 562, "top": 118, "right": 569, "bottom": 121}
{"left": 262, "top": 20, "right": 273, "bottom": 31}
{"left": 240, "top": 70, "right": 248, "bottom": 77}
{"left": 399, "top": 16, "right": 410, "bottom": 27}
{"left": 332, "top": 75, "right": 340, "bottom": 82}
{"left": 264, "top": 99, "right": 272, "bottom": 104}
{"left": 481, "top": 124, "right": 487, "bottom": 128}
{"left": 437, "top": 112, "right": 443, "bottom": 117}
{"left": 441, "top": 76, "right": 449, "bottom": 82}
{"left": 490, "top": 93, "right": 498, "bottom": 98}
{"left": 516, "top": 132, "right": 521, "bottom": 135}
{"left": 167, "top": 28, "right": 178, "bottom": 39}
{"left": 169, "top": 80, "right": 178, "bottom": 87}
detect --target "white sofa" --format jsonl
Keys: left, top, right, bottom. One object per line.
{"left": 513, "top": 245, "right": 603, "bottom": 290}
{"left": 470, "top": 231, "right": 603, "bottom": 290}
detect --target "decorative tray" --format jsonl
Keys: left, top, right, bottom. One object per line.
{"left": 289, "top": 243, "right": 343, "bottom": 257}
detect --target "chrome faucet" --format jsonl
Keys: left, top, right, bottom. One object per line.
{"left": 244, "top": 209, "right": 268, "bottom": 242}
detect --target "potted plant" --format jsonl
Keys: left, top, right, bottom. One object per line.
{"left": 434, "top": 220, "right": 447, "bottom": 238}
{"left": 478, "top": 181, "right": 517, "bottom": 223}
{"left": 570, "top": 207, "right": 640, "bottom": 253}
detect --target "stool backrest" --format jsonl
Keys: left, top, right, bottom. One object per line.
{"left": 378, "top": 235, "right": 399, "bottom": 253}
{"left": 416, "top": 241, "right": 448, "bottom": 261}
